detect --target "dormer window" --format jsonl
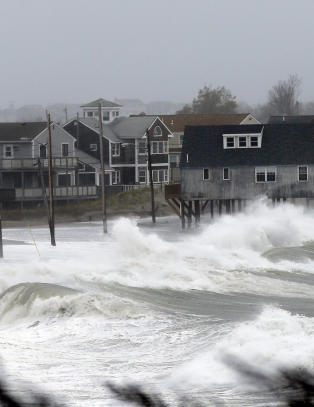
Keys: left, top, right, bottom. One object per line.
{"left": 226, "top": 137, "right": 235, "bottom": 148}
{"left": 223, "top": 129, "right": 263, "bottom": 149}
{"left": 250, "top": 136, "right": 258, "bottom": 147}
{"left": 87, "top": 111, "right": 93, "bottom": 117}
{"left": 239, "top": 136, "right": 247, "bottom": 148}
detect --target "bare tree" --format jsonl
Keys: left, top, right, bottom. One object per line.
{"left": 268, "top": 74, "right": 302, "bottom": 115}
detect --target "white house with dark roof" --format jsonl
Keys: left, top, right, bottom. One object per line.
{"left": 81, "top": 98, "right": 122, "bottom": 123}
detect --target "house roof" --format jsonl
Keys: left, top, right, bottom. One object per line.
{"left": 76, "top": 148, "right": 111, "bottom": 171}
{"left": 81, "top": 98, "right": 122, "bottom": 108}
{"left": 131, "top": 113, "right": 252, "bottom": 132}
{"left": 66, "top": 116, "right": 169, "bottom": 142}
{"left": 181, "top": 123, "right": 314, "bottom": 168}
{"left": 269, "top": 115, "right": 314, "bottom": 124}
{"left": 109, "top": 116, "right": 159, "bottom": 139}
{"left": 0, "top": 122, "right": 47, "bottom": 142}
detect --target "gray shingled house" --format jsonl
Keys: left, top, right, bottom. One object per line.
{"left": 173, "top": 123, "right": 314, "bottom": 223}
{"left": 0, "top": 122, "right": 98, "bottom": 207}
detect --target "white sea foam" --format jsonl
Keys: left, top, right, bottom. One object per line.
{"left": 169, "top": 306, "right": 314, "bottom": 389}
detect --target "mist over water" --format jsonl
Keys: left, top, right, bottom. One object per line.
{"left": 1, "top": 199, "right": 314, "bottom": 405}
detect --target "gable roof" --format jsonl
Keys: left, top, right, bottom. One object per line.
{"left": 65, "top": 116, "right": 171, "bottom": 142}
{"left": 269, "top": 115, "right": 314, "bottom": 124}
{"left": 109, "top": 116, "right": 159, "bottom": 139}
{"left": 131, "top": 113, "right": 253, "bottom": 132}
{"left": 0, "top": 122, "right": 47, "bottom": 142}
{"left": 181, "top": 123, "right": 314, "bottom": 168}
{"left": 81, "top": 98, "right": 122, "bottom": 108}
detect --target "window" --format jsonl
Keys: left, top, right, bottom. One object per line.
{"left": 170, "top": 154, "right": 180, "bottom": 167}
{"left": 239, "top": 136, "right": 247, "bottom": 148}
{"left": 61, "top": 143, "right": 69, "bottom": 157}
{"left": 103, "top": 112, "right": 110, "bottom": 121}
{"left": 298, "top": 166, "right": 308, "bottom": 181}
{"left": 151, "top": 141, "right": 168, "bottom": 154}
{"left": 250, "top": 136, "right": 258, "bottom": 147}
{"left": 153, "top": 126, "right": 162, "bottom": 136}
{"left": 90, "top": 144, "right": 97, "bottom": 152}
{"left": 58, "top": 174, "right": 71, "bottom": 186}
{"left": 152, "top": 169, "right": 168, "bottom": 183}
{"left": 203, "top": 168, "right": 210, "bottom": 181}
{"left": 3, "top": 145, "right": 13, "bottom": 158}
{"left": 139, "top": 169, "right": 146, "bottom": 183}
{"left": 223, "top": 168, "right": 230, "bottom": 180}
{"left": 179, "top": 134, "right": 184, "bottom": 146}
{"left": 116, "top": 111, "right": 119, "bottom": 117}
{"left": 226, "top": 137, "right": 235, "bottom": 148}
{"left": 87, "top": 111, "right": 93, "bottom": 117}
{"left": 255, "top": 167, "right": 276, "bottom": 183}
{"left": 111, "top": 143, "right": 120, "bottom": 157}
{"left": 138, "top": 141, "right": 147, "bottom": 155}
{"left": 112, "top": 170, "right": 120, "bottom": 184}
{"left": 40, "top": 144, "right": 47, "bottom": 158}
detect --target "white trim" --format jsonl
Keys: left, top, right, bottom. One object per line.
{"left": 61, "top": 142, "right": 69, "bottom": 157}
{"left": 203, "top": 168, "right": 210, "bottom": 181}
{"left": 3, "top": 144, "right": 14, "bottom": 158}
{"left": 135, "top": 138, "right": 139, "bottom": 183}
{"left": 255, "top": 166, "right": 277, "bottom": 183}
{"left": 298, "top": 165, "right": 308, "bottom": 182}
{"left": 223, "top": 167, "right": 231, "bottom": 180}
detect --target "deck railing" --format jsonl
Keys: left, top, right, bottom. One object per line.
{"left": 15, "top": 185, "right": 97, "bottom": 200}
{"left": 0, "top": 157, "right": 78, "bottom": 170}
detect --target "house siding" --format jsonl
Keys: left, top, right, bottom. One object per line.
{"left": 181, "top": 165, "right": 314, "bottom": 200}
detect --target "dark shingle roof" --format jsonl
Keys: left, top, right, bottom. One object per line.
{"left": 131, "top": 113, "right": 253, "bottom": 132}
{"left": 109, "top": 116, "right": 158, "bottom": 139}
{"left": 0, "top": 122, "right": 47, "bottom": 142}
{"left": 181, "top": 123, "right": 314, "bottom": 168}
{"left": 81, "top": 98, "right": 122, "bottom": 108}
{"left": 269, "top": 115, "right": 314, "bottom": 124}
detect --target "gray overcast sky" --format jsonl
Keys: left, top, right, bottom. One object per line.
{"left": 1, "top": 0, "right": 313, "bottom": 108}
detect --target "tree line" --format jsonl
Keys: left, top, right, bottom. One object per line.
{"left": 177, "top": 74, "right": 314, "bottom": 122}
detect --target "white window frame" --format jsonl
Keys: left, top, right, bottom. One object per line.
{"left": 111, "top": 143, "right": 120, "bottom": 157}
{"left": 298, "top": 165, "right": 308, "bottom": 182}
{"left": 151, "top": 141, "right": 168, "bottom": 154}
{"left": 153, "top": 125, "right": 162, "bottom": 137}
{"left": 250, "top": 136, "right": 259, "bottom": 148}
{"left": 90, "top": 144, "right": 97, "bottom": 152}
{"left": 203, "top": 168, "right": 210, "bottom": 181}
{"left": 138, "top": 141, "right": 147, "bottom": 155}
{"left": 138, "top": 169, "right": 147, "bottom": 183}
{"left": 223, "top": 168, "right": 231, "bottom": 180}
{"left": 87, "top": 111, "right": 93, "bottom": 117}
{"left": 112, "top": 170, "right": 120, "bottom": 184}
{"left": 225, "top": 136, "right": 235, "bottom": 148}
{"left": 152, "top": 169, "right": 168, "bottom": 183}
{"left": 3, "top": 144, "right": 14, "bottom": 158}
{"left": 238, "top": 136, "right": 247, "bottom": 148}
{"left": 61, "top": 143, "right": 69, "bottom": 157}
{"left": 255, "top": 167, "right": 277, "bottom": 183}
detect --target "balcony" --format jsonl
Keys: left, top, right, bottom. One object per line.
{"left": 15, "top": 185, "right": 97, "bottom": 200}
{"left": 0, "top": 157, "right": 78, "bottom": 170}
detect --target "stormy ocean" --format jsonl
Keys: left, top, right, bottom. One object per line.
{"left": 1, "top": 198, "right": 314, "bottom": 406}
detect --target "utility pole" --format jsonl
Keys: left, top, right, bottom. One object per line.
{"left": 98, "top": 103, "right": 107, "bottom": 233}
{"left": 146, "top": 128, "right": 156, "bottom": 223}
{"left": 47, "top": 113, "right": 56, "bottom": 246}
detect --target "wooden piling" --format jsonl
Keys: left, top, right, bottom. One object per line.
{"left": 180, "top": 199, "right": 186, "bottom": 229}
{"left": 195, "top": 200, "right": 200, "bottom": 224}
{"left": 218, "top": 200, "right": 223, "bottom": 216}
{"left": 210, "top": 200, "right": 214, "bottom": 218}
{"left": 187, "top": 201, "right": 192, "bottom": 228}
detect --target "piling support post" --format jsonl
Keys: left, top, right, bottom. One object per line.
{"left": 210, "top": 200, "right": 214, "bottom": 219}
{"left": 226, "top": 199, "right": 231, "bottom": 214}
{"left": 231, "top": 199, "right": 235, "bottom": 213}
{"left": 218, "top": 200, "right": 223, "bottom": 216}
{"left": 180, "top": 199, "right": 186, "bottom": 230}
{"left": 195, "top": 200, "right": 200, "bottom": 224}
{"left": 187, "top": 201, "right": 192, "bottom": 228}
{"left": 238, "top": 199, "right": 242, "bottom": 212}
